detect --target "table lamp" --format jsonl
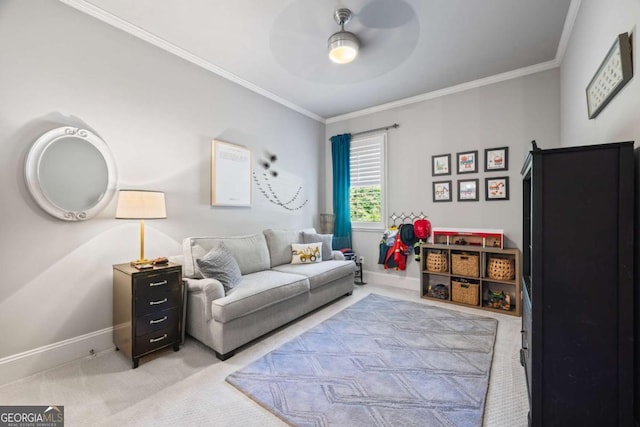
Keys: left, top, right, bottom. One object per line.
{"left": 115, "top": 190, "right": 166, "bottom": 266}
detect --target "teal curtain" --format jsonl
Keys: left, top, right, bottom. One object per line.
{"left": 331, "top": 133, "right": 352, "bottom": 249}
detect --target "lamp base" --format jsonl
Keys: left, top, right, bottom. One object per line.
{"left": 130, "top": 259, "right": 153, "bottom": 268}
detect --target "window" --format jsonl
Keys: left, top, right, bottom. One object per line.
{"left": 350, "top": 133, "right": 386, "bottom": 230}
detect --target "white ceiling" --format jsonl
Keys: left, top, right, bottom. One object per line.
{"left": 60, "top": 0, "right": 577, "bottom": 122}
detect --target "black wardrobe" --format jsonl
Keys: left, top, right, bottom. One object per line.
{"left": 520, "top": 141, "right": 636, "bottom": 426}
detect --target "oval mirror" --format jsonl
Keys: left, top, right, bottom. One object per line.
{"left": 25, "top": 127, "right": 117, "bottom": 221}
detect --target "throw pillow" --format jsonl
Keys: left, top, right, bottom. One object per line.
{"left": 196, "top": 242, "right": 242, "bottom": 293}
{"left": 302, "top": 232, "right": 333, "bottom": 261}
{"left": 291, "top": 242, "right": 322, "bottom": 264}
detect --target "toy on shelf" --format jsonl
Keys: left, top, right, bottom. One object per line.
{"left": 431, "top": 227, "right": 504, "bottom": 248}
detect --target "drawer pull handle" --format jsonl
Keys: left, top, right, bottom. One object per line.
{"left": 150, "top": 316, "right": 168, "bottom": 325}
{"left": 149, "top": 334, "right": 167, "bottom": 343}
{"left": 150, "top": 280, "right": 167, "bottom": 287}
{"left": 149, "top": 298, "right": 168, "bottom": 306}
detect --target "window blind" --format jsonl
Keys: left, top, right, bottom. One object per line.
{"left": 350, "top": 138, "right": 382, "bottom": 188}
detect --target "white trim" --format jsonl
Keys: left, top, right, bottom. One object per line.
{"left": 57, "top": 0, "right": 324, "bottom": 123}
{"left": 363, "top": 270, "right": 420, "bottom": 292}
{"left": 0, "top": 327, "right": 114, "bottom": 386}
{"left": 59, "top": 0, "right": 580, "bottom": 124}
{"left": 352, "top": 226, "right": 386, "bottom": 233}
{"left": 556, "top": 0, "right": 582, "bottom": 63}
{"left": 326, "top": 60, "right": 559, "bottom": 123}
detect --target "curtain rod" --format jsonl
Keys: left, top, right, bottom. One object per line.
{"left": 328, "top": 123, "right": 399, "bottom": 140}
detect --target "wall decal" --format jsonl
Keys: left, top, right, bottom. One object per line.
{"left": 253, "top": 151, "right": 308, "bottom": 211}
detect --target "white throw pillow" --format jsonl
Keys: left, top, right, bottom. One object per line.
{"left": 291, "top": 242, "right": 322, "bottom": 264}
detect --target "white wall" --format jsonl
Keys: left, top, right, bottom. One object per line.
{"left": 0, "top": 0, "right": 323, "bottom": 381}
{"left": 561, "top": 0, "right": 640, "bottom": 146}
{"left": 325, "top": 70, "right": 560, "bottom": 289}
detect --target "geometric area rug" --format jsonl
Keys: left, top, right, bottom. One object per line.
{"left": 226, "top": 293, "right": 498, "bottom": 427}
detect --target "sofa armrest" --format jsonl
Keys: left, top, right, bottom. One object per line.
{"left": 332, "top": 250, "right": 346, "bottom": 261}
{"left": 169, "top": 254, "right": 184, "bottom": 266}
{"left": 185, "top": 278, "right": 225, "bottom": 321}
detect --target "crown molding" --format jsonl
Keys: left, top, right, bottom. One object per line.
{"left": 58, "top": 0, "right": 325, "bottom": 123}
{"left": 555, "top": 0, "right": 582, "bottom": 63}
{"left": 326, "top": 59, "right": 560, "bottom": 123}
{"left": 324, "top": 0, "right": 580, "bottom": 124}
{"left": 59, "top": 0, "right": 581, "bottom": 126}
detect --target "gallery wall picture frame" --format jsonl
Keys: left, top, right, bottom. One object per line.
{"left": 485, "top": 176, "right": 509, "bottom": 201}
{"left": 432, "top": 154, "right": 451, "bottom": 176}
{"left": 485, "top": 147, "right": 509, "bottom": 171}
{"left": 457, "top": 150, "right": 478, "bottom": 174}
{"left": 211, "top": 139, "right": 252, "bottom": 207}
{"left": 586, "top": 32, "right": 633, "bottom": 119}
{"left": 457, "top": 179, "right": 479, "bottom": 201}
{"left": 432, "top": 180, "right": 452, "bottom": 202}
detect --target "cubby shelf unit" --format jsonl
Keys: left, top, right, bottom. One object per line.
{"left": 420, "top": 243, "right": 521, "bottom": 317}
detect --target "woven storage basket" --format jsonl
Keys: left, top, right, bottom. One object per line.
{"left": 452, "top": 280, "right": 479, "bottom": 305}
{"left": 487, "top": 257, "right": 515, "bottom": 280}
{"left": 426, "top": 252, "right": 448, "bottom": 272}
{"left": 451, "top": 253, "right": 479, "bottom": 277}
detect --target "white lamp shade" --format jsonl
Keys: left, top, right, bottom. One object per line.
{"left": 328, "top": 31, "right": 359, "bottom": 64}
{"left": 115, "top": 190, "right": 166, "bottom": 219}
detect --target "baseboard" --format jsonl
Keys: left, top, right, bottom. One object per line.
{"left": 362, "top": 270, "right": 420, "bottom": 292}
{"left": 0, "top": 327, "right": 114, "bottom": 386}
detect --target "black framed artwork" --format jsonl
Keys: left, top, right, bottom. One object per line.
{"left": 457, "top": 179, "right": 479, "bottom": 201}
{"left": 457, "top": 151, "right": 478, "bottom": 174}
{"left": 432, "top": 154, "right": 451, "bottom": 176}
{"left": 432, "top": 180, "right": 452, "bottom": 202}
{"left": 586, "top": 32, "right": 633, "bottom": 119}
{"left": 485, "top": 176, "right": 509, "bottom": 200}
{"left": 484, "top": 147, "right": 508, "bottom": 171}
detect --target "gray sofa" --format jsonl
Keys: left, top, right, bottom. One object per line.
{"left": 180, "top": 228, "right": 356, "bottom": 360}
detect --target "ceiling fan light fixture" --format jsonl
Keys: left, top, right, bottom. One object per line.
{"left": 328, "top": 31, "right": 359, "bottom": 64}
{"left": 328, "top": 8, "right": 359, "bottom": 64}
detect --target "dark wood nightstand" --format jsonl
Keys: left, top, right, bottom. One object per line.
{"left": 113, "top": 262, "right": 183, "bottom": 368}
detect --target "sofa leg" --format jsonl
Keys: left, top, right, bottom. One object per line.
{"left": 346, "top": 291, "right": 353, "bottom": 296}
{"left": 215, "top": 350, "right": 235, "bottom": 361}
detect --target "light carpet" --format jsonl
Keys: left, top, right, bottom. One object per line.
{"left": 226, "top": 293, "right": 498, "bottom": 427}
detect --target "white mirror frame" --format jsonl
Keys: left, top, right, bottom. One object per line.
{"left": 25, "top": 126, "right": 118, "bottom": 221}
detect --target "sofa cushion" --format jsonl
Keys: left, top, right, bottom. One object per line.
{"left": 272, "top": 260, "right": 356, "bottom": 290}
{"left": 291, "top": 242, "right": 322, "bottom": 264}
{"left": 183, "top": 234, "right": 270, "bottom": 278}
{"left": 196, "top": 242, "right": 242, "bottom": 293}
{"left": 211, "top": 270, "right": 309, "bottom": 323}
{"left": 263, "top": 229, "right": 305, "bottom": 268}
{"left": 302, "top": 232, "right": 333, "bottom": 261}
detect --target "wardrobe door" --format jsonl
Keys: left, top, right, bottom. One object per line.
{"left": 524, "top": 142, "right": 634, "bottom": 427}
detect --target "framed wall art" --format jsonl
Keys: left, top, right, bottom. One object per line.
{"left": 211, "top": 139, "right": 252, "bottom": 207}
{"left": 432, "top": 180, "right": 452, "bottom": 202}
{"left": 485, "top": 177, "right": 509, "bottom": 201}
{"left": 457, "top": 150, "right": 478, "bottom": 174}
{"left": 432, "top": 154, "right": 451, "bottom": 176}
{"left": 586, "top": 32, "right": 633, "bottom": 119}
{"left": 485, "top": 147, "right": 508, "bottom": 171}
{"left": 457, "top": 179, "right": 479, "bottom": 201}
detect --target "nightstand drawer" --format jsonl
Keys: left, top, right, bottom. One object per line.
{"left": 135, "top": 287, "right": 180, "bottom": 316}
{"left": 134, "top": 270, "right": 180, "bottom": 297}
{"left": 135, "top": 326, "right": 178, "bottom": 356}
{"left": 136, "top": 307, "right": 179, "bottom": 337}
